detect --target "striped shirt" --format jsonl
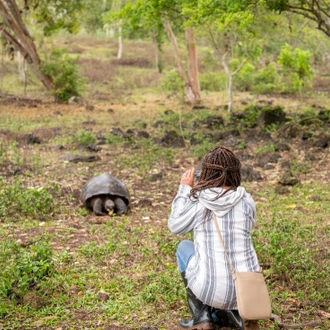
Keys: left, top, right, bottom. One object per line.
{"left": 168, "top": 184, "right": 260, "bottom": 309}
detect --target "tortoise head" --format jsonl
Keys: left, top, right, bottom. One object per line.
{"left": 104, "top": 198, "right": 115, "bottom": 213}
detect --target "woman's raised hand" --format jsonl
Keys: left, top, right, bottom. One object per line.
{"left": 180, "top": 168, "right": 195, "bottom": 187}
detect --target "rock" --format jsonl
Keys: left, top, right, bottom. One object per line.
{"left": 60, "top": 153, "right": 101, "bottom": 163}
{"left": 278, "top": 122, "right": 301, "bottom": 139}
{"left": 278, "top": 172, "right": 300, "bottom": 186}
{"left": 149, "top": 172, "right": 163, "bottom": 182}
{"left": 275, "top": 185, "right": 290, "bottom": 194}
{"left": 140, "top": 325, "right": 158, "bottom": 330}
{"left": 160, "top": 130, "right": 185, "bottom": 148}
{"left": 201, "top": 115, "right": 225, "bottom": 129}
{"left": 126, "top": 129, "right": 150, "bottom": 139}
{"left": 152, "top": 120, "right": 166, "bottom": 128}
{"left": 110, "top": 127, "right": 127, "bottom": 138}
{"left": 85, "top": 104, "right": 95, "bottom": 111}
{"left": 258, "top": 106, "right": 287, "bottom": 127}
{"left": 192, "top": 105, "right": 208, "bottom": 110}
{"left": 22, "top": 133, "right": 41, "bottom": 144}
{"left": 136, "top": 198, "right": 153, "bottom": 208}
{"left": 23, "top": 292, "right": 46, "bottom": 309}
{"left": 97, "top": 292, "right": 109, "bottom": 301}
{"left": 241, "top": 165, "right": 262, "bottom": 182}
{"left": 312, "top": 133, "right": 330, "bottom": 148}
{"left": 84, "top": 144, "right": 102, "bottom": 152}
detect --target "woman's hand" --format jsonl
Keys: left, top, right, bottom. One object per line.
{"left": 180, "top": 168, "right": 195, "bottom": 187}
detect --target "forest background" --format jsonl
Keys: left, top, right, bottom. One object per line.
{"left": 0, "top": 0, "right": 330, "bottom": 329}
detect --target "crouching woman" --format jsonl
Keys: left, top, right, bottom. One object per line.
{"left": 168, "top": 146, "right": 260, "bottom": 330}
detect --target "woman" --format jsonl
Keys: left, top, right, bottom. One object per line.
{"left": 168, "top": 146, "right": 260, "bottom": 330}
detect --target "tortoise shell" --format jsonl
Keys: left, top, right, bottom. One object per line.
{"left": 81, "top": 173, "right": 130, "bottom": 209}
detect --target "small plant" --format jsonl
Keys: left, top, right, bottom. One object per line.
{"left": 75, "top": 129, "right": 96, "bottom": 146}
{"left": 0, "top": 177, "right": 57, "bottom": 221}
{"left": 278, "top": 44, "right": 314, "bottom": 92}
{"left": 256, "top": 142, "right": 277, "bottom": 155}
{"left": 235, "top": 62, "right": 256, "bottom": 91}
{"left": 160, "top": 69, "right": 184, "bottom": 95}
{"left": 199, "top": 72, "right": 226, "bottom": 91}
{"left": 191, "top": 138, "right": 216, "bottom": 160}
{"left": 253, "top": 62, "right": 279, "bottom": 94}
{"left": 0, "top": 240, "right": 55, "bottom": 298}
{"left": 106, "top": 133, "right": 125, "bottom": 144}
{"left": 41, "top": 48, "right": 86, "bottom": 102}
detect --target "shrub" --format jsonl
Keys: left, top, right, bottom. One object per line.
{"left": 252, "top": 62, "right": 280, "bottom": 94}
{"left": 0, "top": 177, "right": 56, "bottom": 221}
{"left": 0, "top": 240, "right": 55, "bottom": 298}
{"left": 235, "top": 62, "right": 256, "bottom": 91}
{"left": 75, "top": 129, "right": 96, "bottom": 146}
{"left": 278, "top": 44, "right": 314, "bottom": 92}
{"left": 160, "top": 69, "right": 184, "bottom": 94}
{"left": 199, "top": 72, "right": 226, "bottom": 91}
{"left": 41, "top": 48, "right": 86, "bottom": 102}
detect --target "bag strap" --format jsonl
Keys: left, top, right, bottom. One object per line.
{"left": 212, "top": 212, "right": 236, "bottom": 276}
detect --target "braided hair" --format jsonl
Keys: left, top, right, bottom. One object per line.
{"left": 190, "top": 146, "right": 241, "bottom": 199}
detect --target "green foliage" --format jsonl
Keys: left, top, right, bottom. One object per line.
{"left": 0, "top": 240, "right": 55, "bottom": 298}
{"left": 278, "top": 43, "right": 314, "bottom": 92}
{"left": 256, "top": 142, "right": 277, "bottom": 155}
{"left": 199, "top": 72, "right": 226, "bottom": 91}
{"left": 75, "top": 129, "right": 96, "bottom": 146}
{"left": 235, "top": 105, "right": 263, "bottom": 127}
{"left": 235, "top": 62, "right": 255, "bottom": 91}
{"left": 106, "top": 133, "right": 126, "bottom": 144}
{"left": 160, "top": 69, "right": 184, "bottom": 94}
{"left": 252, "top": 62, "right": 280, "bottom": 94}
{"left": 191, "top": 137, "right": 216, "bottom": 159}
{"left": 0, "top": 177, "right": 56, "bottom": 221}
{"left": 41, "top": 48, "right": 86, "bottom": 102}
{"left": 82, "top": 0, "right": 112, "bottom": 34}
{"left": 31, "top": 0, "right": 85, "bottom": 35}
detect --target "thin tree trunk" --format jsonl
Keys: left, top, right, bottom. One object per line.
{"left": 227, "top": 74, "right": 233, "bottom": 112}
{"left": 163, "top": 16, "right": 199, "bottom": 104}
{"left": 117, "top": 19, "right": 122, "bottom": 59}
{"left": 17, "top": 50, "right": 26, "bottom": 83}
{"left": 152, "top": 30, "right": 161, "bottom": 72}
{"left": 185, "top": 26, "right": 201, "bottom": 102}
{"left": 0, "top": 0, "right": 53, "bottom": 90}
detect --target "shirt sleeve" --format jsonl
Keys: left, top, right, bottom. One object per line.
{"left": 168, "top": 184, "right": 201, "bottom": 234}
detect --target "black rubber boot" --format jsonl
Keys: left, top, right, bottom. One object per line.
{"left": 213, "top": 309, "right": 244, "bottom": 329}
{"left": 179, "top": 272, "right": 214, "bottom": 330}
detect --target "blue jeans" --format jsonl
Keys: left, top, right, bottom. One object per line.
{"left": 176, "top": 239, "right": 195, "bottom": 273}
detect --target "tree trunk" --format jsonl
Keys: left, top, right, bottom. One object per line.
{"left": 163, "top": 16, "right": 200, "bottom": 104}
{"left": 17, "top": 50, "right": 26, "bottom": 83}
{"left": 117, "top": 19, "right": 123, "bottom": 59}
{"left": 185, "top": 27, "right": 201, "bottom": 102}
{"left": 227, "top": 74, "right": 233, "bottom": 113}
{"left": 152, "top": 30, "right": 161, "bottom": 72}
{"left": 0, "top": 0, "right": 53, "bottom": 91}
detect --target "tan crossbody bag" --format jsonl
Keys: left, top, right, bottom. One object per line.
{"left": 212, "top": 212, "right": 272, "bottom": 321}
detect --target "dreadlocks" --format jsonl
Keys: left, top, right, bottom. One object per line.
{"left": 190, "top": 146, "right": 241, "bottom": 199}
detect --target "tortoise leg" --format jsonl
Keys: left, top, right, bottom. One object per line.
{"left": 92, "top": 197, "right": 106, "bottom": 216}
{"left": 114, "top": 197, "right": 127, "bottom": 215}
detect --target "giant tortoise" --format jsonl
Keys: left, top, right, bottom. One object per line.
{"left": 81, "top": 173, "right": 130, "bottom": 216}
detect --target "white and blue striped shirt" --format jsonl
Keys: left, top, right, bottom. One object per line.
{"left": 168, "top": 184, "right": 260, "bottom": 309}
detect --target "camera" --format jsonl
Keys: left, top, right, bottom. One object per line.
{"left": 194, "top": 170, "right": 201, "bottom": 180}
